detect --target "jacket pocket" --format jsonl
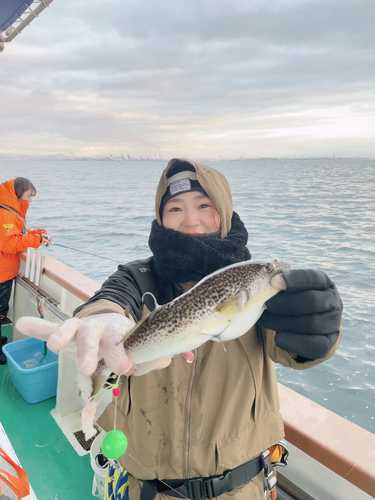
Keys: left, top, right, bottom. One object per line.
{"left": 125, "top": 376, "right": 131, "bottom": 415}
{"left": 215, "top": 426, "right": 258, "bottom": 473}
{"left": 116, "top": 375, "right": 131, "bottom": 416}
{"left": 238, "top": 327, "right": 277, "bottom": 422}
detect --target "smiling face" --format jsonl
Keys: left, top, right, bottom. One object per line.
{"left": 162, "top": 191, "right": 221, "bottom": 235}
{"left": 19, "top": 189, "right": 35, "bottom": 203}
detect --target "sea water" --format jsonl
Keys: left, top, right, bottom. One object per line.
{"left": 0, "top": 159, "right": 374, "bottom": 433}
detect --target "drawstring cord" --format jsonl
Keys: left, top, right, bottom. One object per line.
{"left": 36, "top": 296, "right": 47, "bottom": 363}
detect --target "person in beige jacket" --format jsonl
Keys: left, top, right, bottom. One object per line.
{"left": 18, "top": 159, "right": 343, "bottom": 500}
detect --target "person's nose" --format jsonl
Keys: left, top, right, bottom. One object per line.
{"left": 183, "top": 209, "right": 200, "bottom": 227}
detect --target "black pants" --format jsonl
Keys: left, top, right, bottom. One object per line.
{"left": 0, "top": 279, "right": 13, "bottom": 324}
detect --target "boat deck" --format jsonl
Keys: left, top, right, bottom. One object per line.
{"left": 0, "top": 324, "right": 94, "bottom": 500}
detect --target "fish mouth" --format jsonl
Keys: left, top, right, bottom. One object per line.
{"left": 275, "top": 259, "right": 292, "bottom": 270}
{"left": 264, "top": 260, "right": 292, "bottom": 274}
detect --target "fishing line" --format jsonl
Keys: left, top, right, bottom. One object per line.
{"left": 127, "top": 453, "right": 189, "bottom": 500}
{"left": 36, "top": 296, "right": 48, "bottom": 363}
{"left": 47, "top": 241, "right": 121, "bottom": 264}
{"left": 105, "top": 379, "right": 190, "bottom": 500}
{"left": 201, "top": 322, "right": 230, "bottom": 354}
{"left": 113, "top": 390, "right": 118, "bottom": 432}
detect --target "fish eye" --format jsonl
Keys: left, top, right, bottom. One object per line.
{"left": 265, "top": 263, "right": 275, "bottom": 273}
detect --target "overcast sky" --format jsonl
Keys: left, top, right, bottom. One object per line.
{"left": 1, "top": 0, "right": 374, "bottom": 158}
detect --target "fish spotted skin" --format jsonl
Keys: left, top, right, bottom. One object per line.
{"left": 122, "top": 259, "right": 291, "bottom": 365}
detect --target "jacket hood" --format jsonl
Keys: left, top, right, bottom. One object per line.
{"left": 0, "top": 179, "right": 29, "bottom": 218}
{"left": 155, "top": 158, "right": 233, "bottom": 238}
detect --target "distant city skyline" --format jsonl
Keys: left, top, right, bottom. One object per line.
{"left": 1, "top": 153, "right": 373, "bottom": 163}
{"left": 1, "top": 0, "right": 375, "bottom": 158}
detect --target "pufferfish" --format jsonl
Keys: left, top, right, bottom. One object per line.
{"left": 17, "top": 259, "right": 291, "bottom": 438}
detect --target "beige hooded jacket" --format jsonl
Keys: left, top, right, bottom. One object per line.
{"left": 76, "top": 159, "right": 342, "bottom": 500}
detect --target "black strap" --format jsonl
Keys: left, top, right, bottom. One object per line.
{"left": 140, "top": 455, "right": 263, "bottom": 500}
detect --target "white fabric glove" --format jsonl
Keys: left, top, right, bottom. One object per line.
{"left": 16, "top": 314, "right": 137, "bottom": 376}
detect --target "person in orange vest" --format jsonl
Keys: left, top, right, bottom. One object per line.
{"left": 0, "top": 177, "right": 49, "bottom": 364}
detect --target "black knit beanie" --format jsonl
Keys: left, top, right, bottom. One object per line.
{"left": 159, "top": 161, "right": 208, "bottom": 217}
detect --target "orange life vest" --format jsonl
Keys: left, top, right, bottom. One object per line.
{"left": 0, "top": 180, "right": 42, "bottom": 283}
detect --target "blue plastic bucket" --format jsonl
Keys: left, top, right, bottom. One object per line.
{"left": 3, "top": 338, "right": 58, "bottom": 404}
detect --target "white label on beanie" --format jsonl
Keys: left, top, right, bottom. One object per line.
{"left": 170, "top": 178, "right": 191, "bottom": 195}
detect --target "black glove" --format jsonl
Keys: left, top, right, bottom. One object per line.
{"left": 257, "top": 269, "right": 343, "bottom": 361}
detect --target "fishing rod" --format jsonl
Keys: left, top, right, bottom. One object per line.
{"left": 44, "top": 237, "right": 120, "bottom": 264}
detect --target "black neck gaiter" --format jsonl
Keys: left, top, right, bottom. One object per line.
{"left": 148, "top": 211, "right": 251, "bottom": 286}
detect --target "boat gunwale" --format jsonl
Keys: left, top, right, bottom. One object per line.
{"left": 278, "top": 384, "right": 375, "bottom": 497}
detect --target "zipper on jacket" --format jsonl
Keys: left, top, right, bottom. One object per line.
{"left": 183, "top": 349, "right": 198, "bottom": 477}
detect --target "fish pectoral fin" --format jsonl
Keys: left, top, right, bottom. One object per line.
{"left": 215, "top": 291, "right": 251, "bottom": 315}
{"left": 244, "top": 285, "right": 281, "bottom": 309}
{"left": 201, "top": 320, "right": 231, "bottom": 340}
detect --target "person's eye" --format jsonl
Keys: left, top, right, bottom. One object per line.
{"left": 169, "top": 207, "right": 181, "bottom": 212}
{"left": 199, "top": 203, "right": 210, "bottom": 209}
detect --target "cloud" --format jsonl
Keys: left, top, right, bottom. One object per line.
{"left": 0, "top": 0, "right": 374, "bottom": 157}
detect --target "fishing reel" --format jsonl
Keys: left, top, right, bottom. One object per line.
{"left": 43, "top": 235, "right": 53, "bottom": 247}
